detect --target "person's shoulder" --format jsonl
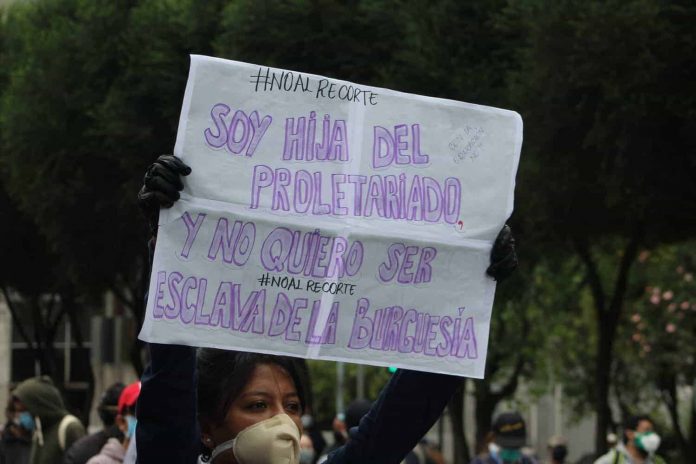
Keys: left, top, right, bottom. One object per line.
{"left": 593, "top": 449, "right": 617, "bottom": 464}
{"left": 469, "top": 454, "right": 491, "bottom": 464}
{"left": 85, "top": 454, "right": 112, "bottom": 464}
{"left": 64, "top": 417, "right": 86, "bottom": 438}
{"left": 64, "top": 430, "right": 109, "bottom": 464}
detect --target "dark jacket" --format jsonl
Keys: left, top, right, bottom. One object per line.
{"left": 136, "top": 343, "right": 461, "bottom": 464}
{"left": 64, "top": 426, "right": 121, "bottom": 464}
{"left": 0, "top": 422, "right": 31, "bottom": 464}
{"left": 13, "top": 377, "right": 86, "bottom": 464}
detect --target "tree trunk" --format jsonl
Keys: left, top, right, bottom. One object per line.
{"left": 448, "top": 383, "right": 470, "bottom": 464}
{"left": 594, "top": 315, "right": 615, "bottom": 455}
{"left": 1, "top": 286, "right": 35, "bottom": 350}
{"left": 575, "top": 232, "right": 640, "bottom": 456}
{"left": 64, "top": 291, "right": 95, "bottom": 428}
{"left": 474, "top": 384, "right": 496, "bottom": 454}
{"left": 688, "top": 384, "right": 696, "bottom": 464}
{"left": 31, "top": 297, "right": 59, "bottom": 377}
{"left": 127, "top": 250, "right": 150, "bottom": 376}
{"left": 661, "top": 373, "right": 696, "bottom": 464}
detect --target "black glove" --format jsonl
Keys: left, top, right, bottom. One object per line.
{"left": 486, "top": 225, "right": 518, "bottom": 282}
{"left": 137, "top": 155, "right": 191, "bottom": 234}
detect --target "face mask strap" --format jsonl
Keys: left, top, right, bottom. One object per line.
{"left": 210, "top": 437, "right": 236, "bottom": 463}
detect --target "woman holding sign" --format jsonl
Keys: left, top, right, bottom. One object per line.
{"left": 135, "top": 155, "right": 517, "bottom": 464}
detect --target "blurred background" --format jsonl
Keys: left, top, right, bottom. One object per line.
{"left": 0, "top": 0, "right": 694, "bottom": 463}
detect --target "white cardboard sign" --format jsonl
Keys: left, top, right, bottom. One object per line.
{"left": 139, "top": 55, "right": 522, "bottom": 378}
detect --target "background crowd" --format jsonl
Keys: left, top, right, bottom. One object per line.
{"left": 0, "top": 375, "right": 670, "bottom": 463}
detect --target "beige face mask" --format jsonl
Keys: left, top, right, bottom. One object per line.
{"left": 210, "top": 413, "right": 300, "bottom": 464}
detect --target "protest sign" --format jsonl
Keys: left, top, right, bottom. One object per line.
{"left": 139, "top": 55, "right": 522, "bottom": 378}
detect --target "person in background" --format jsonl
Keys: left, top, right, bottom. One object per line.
{"left": 13, "top": 376, "right": 86, "bottom": 464}
{"left": 0, "top": 395, "right": 31, "bottom": 464}
{"left": 593, "top": 415, "right": 666, "bottom": 464}
{"left": 419, "top": 439, "right": 446, "bottom": 464}
{"left": 326, "top": 413, "right": 348, "bottom": 456}
{"left": 403, "top": 438, "right": 445, "bottom": 464}
{"left": 546, "top": 436, "right": 567, "bottom": 464}
{"left": 470, "top": 412, "right": 536, "bottom": 464}
{"left": 301, "top": 409, "right": 326, "bottom": 463}
{"left": 86, "top": 381, "right": 141, "bottom": 464}
{"left": 317, "top": 399, "right": 373, "bottom": 463}
{"left": 343, "top": 399, "right": 372, "bottom": 439}
{"left": 64, "top": 382, "right": 125, "bottom": 464}
{"left": 520, "top": 446, "right": 537, "bottom": 462}
{"left": 300, "top": 434, "right": 316, "bottom": 464}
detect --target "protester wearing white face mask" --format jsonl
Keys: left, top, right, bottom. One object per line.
{"left": 593, "top": 415, "right": 666, "bottom": 464}
{"left": 86, "top": 382, "right": 141, "bottom": 464}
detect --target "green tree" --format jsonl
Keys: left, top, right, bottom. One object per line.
{"left": 0, "top": 0, "right": 150, "bottom": 370}
{"left": 0, "top": 0, "right": 229, "bottom": 374}
{"left": 214, "top": 0, "right": 402, "bottom": 85}
{"left": 0, "top": 180, "right": 96, "bottom": 424}
{"left": 306, "top": 361, "right": 390, "bottom": 424}
{"left": 614, "top": 244, "right": 696, "bottom": 462}
{"left": 506, "top": 0, "right": 696, "bottom": 454}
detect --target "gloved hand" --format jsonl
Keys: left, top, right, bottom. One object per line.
{"left": 486, "top": 225, "right": 518, "bottom": 282}
{"left": 137, "top": 155, "right": 191, "bottom": 234}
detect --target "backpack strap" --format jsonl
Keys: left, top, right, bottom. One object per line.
{"left": 612, "top": 449, "right": 622, "bottom": 464}
{"left": 58, "top": 414, "right": 80, "bottom": 451}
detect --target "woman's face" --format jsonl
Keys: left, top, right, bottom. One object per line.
{"left": 206, "top": 363, "right": 303, "bottom": 463}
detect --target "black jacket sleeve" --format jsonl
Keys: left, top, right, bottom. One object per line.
{"left": 135, "top": 343, "right": 200, "bottom": 464}
{"left": 326, "top": 369, "right": 461, "bottom": 464}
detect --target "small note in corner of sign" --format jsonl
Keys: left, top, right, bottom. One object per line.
{"left": 449, "top": 126, "right": 485, "bottom": 163}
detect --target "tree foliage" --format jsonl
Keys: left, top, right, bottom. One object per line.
{"left": 505, "top": 0, "right": 696, "bottom": 453}
{"left": 613, "top": 243, "right": 696, "bottom": 461}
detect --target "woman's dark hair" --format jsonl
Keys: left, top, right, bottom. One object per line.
{"left": 196, "top": 348, "right": 307, "bottom": 427}
{"left": 98, "top": 382, "right": 125, "bottom": 426}
{"left": 551, "top": 445, "right": 568, "bottom": 462}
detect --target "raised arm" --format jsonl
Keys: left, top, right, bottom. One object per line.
{"left": 136, "top": 343, "right": 200, "bottom": 464}
{"left": 135, "top": 155, "right": 199, "bottom": 464}
{"left": 327, "top": 369, "right": 461, "bottom": 464}
{"left": 326, "top": 226, "right": 517, "bottom": 464}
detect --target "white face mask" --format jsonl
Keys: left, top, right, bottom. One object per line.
{"left": 210, "top": 413, "right": 300, "bottom": 464}
{"left": 635, "top": 431, "right": 661, "bottom": 454}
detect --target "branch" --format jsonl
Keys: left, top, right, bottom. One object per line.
{"left": 486, "top": 353, "right": 501, "bottom": 380}
{"left": 486, "top": 313, "right": 508, "bottom": 379}
{"left": 31, "top": 296, "right": 45, "bottom": 348}
{"left": 491, "top": 310, "right": 531, "bottom": 403}
{"left": 659, "top": 374, "right": 687, "bottom": 452}
{"left": 573, "top": 237, "right": 606, "bottom": 314}
{"left": 47, "top": 305, "right": 66, "bottom": 343}
{"left": 1, "top": 286, "right": 35, "bottom": 349}
{"left": 607, "top": 228, "right": 642, "bottom": 323}
{"left": 491, "top": 354, "right": 525, "bottom": 403}
{"left": 44, "top": 292, "right": 59, "bottom": 329}
{"left": 111, "top": 284, "right": 134, "bottom": 311}
{"left": 49, "top": 294, "right": 65, "bottom": 331}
